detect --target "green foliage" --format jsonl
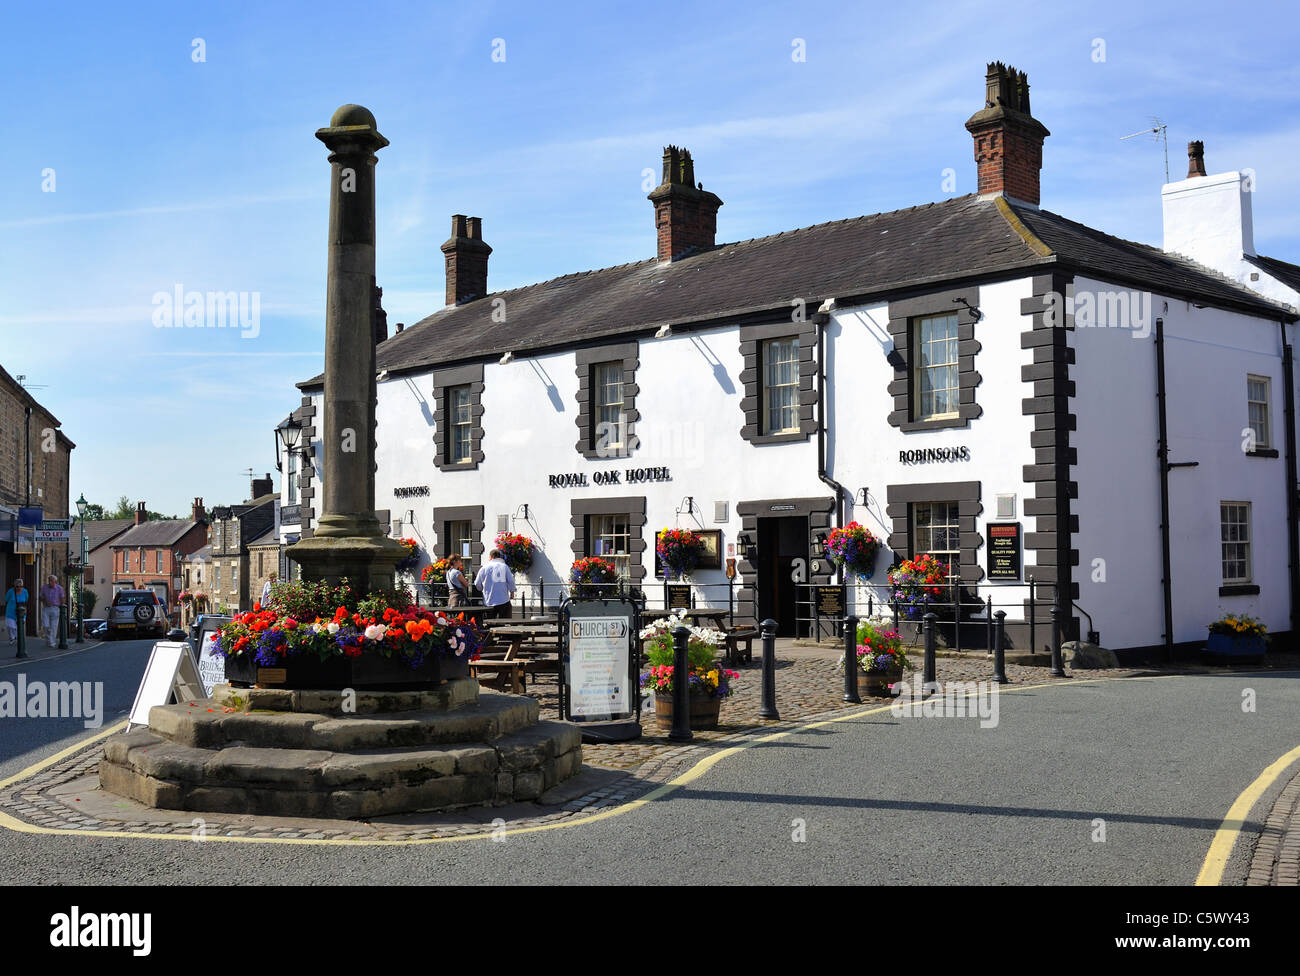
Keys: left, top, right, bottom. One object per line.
{"left": 262, "top": 578, "right": 414, "bottom": 622}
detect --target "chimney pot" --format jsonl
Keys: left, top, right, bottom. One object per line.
{"left": 965, "top": 62, "right": 1050, "bottom": 206}
{"left": 1187, "top": 140, "right": 1207, "bottom": 178}
{"left": 135, "top": 501, "right": 148, "bottom": 526}
{"left": 647, "top": 146, "right": 724, "bottom": 262}
{"left": 440, "top": 214, "right": 492, "bottom": 305}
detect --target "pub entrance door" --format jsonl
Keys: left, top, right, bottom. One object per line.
{"left": 756, "top": 516, "right": 808, "bottom": 638}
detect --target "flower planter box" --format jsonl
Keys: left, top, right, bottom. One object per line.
{"left": 224, "top": 652, "right": 471, "bottom": 690}
{"left": 1205, "top": 633, "right": 1266, "bottom": 660}
{"left": 858, "top": 667, "right": 903, "bottom": 697}
{"left": 653, "top": 693, "right": 721, "bottom": 731}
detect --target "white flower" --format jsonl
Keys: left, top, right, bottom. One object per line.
{"left": 364, "top": 624, "right": 386, "bottom": 641}
{"left": 327, "top": 621, "right": 340, "bottom": 635}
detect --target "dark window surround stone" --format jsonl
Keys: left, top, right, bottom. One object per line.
{"left": 575, "top": 341, "right": 640, "bottom": 459}
{"left": 1019, "top": 271, "right": 1079, "bottom": 632}
{"left": 884, "top": 481, "right": 984, "bottom": 585}
{"left": 1245, "top": 448, "right": 1280, "bottom": 459}
{"left": 734, "top": 496, "right": 836, "bottom": 623}
{"left": 433, "top": 363, "right": 485, "bottom": 471}
{"left": 887, "top": 286, "right": 982, "bottom": 432}
{"left": 1218, "top": 583, "right": 1261, "bottom": 596}
{"left": 294, "top": 396, "right": 317, "bottom": 539}
{"left": 570, "top": 496, "right": 648, "bottom": 585}
{"left": 433, "top": 505, "right": 485, "bottom": 572}
{"left": 738, "top": 321, "right": 819, "bottom": 445}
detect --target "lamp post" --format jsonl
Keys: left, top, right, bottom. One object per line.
{"left": 75, "top": 493, "right": 88, "bottom": 644}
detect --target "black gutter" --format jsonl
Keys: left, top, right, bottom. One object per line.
{"left": 1155, "top": 317, "right": 1174, "bottom": 663}
{"left": 815, "top": 312, "right": 847, "bottom": 580}
{"left": 1282, "top": 322, "right": 1300, "bottom": 640}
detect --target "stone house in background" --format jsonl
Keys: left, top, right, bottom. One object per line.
{"left": 0, "top": 363, "right": 74, "bottom": 637}
{"left": 208, "top": 474, "right": 276, "bottom": 613}
{"left": 82, "top": 517, "right": 134, "bottom": 616}
{"left": 247, "top": 527, "right": 281, "bottom": 608}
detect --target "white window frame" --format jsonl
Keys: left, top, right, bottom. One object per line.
{"left": 449, "top": 386, "right": 473, "bottom": 464}
{"left": 447, "top": 519, "right": 475, "bottom": 578}
{"left": 593, "top": 362, "right": 625, "bottom": 449}
{"left": 286, "top": 451, "right": 299, "bottom": 505}
{"left": 1220, "top": 501, "right": 1251, "bottom": 585}
{"left": 762, "top": 337, "right": 800, "bottom": 435}
{"left": 914, "top": 313, "right": 960, "bottom": 421}
{"left": 589, "top": 513, "right": 632, "bottom": 581}
{"left": 1247, "top": 375, "right": 1270, "bottom": 450}
{"left": 913, "top": 500, "right": 961, "bottom": 578}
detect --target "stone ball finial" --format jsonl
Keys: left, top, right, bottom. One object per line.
{"left": 330, "top": 104, "right": 377, "bottom": 129}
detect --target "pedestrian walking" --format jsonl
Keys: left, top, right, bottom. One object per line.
{"left": 4, "top": 578, "right": 28, "bottom": 645}
{"left": 445, "top": 554, "right": 471, "bottom": 608}
{"left": 474, "top": 549, "right": 516, "bottom": 619}
{"left": 39, "top": 574, "right": 65, "bottom": 648}
{"left": 260, "top": 570, "right": 277, "bottom": 608}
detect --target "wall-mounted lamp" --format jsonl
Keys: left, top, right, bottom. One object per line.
{"left": 654, "top": 323, "right": 672, "bottom": 339}
{"left": 811, "top": 531, "right": 828, "bottom": 557}
{"left": 736, "top": 532, "right": 754, "bottom": 559}
{"left": 953, "top": 296, "right": 982, "bottom": 322}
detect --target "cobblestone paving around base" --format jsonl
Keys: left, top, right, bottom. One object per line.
{"left": 2, "top": 647, "right": 1292, "bottom": 848}
{"left": 1247, "top": 765, "right": 1300, "bottom": 886}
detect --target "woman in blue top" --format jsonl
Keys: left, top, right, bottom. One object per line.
{"left": 5, "top": 578, "right": 28, "bottom": 645}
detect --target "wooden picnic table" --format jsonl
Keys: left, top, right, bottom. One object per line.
{"left": 679, "top": 608, "right": 730, "bottom": 627}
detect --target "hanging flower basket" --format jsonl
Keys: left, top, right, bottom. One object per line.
{"left": 495, "top": 531, "right": 535, "bottom": 574}
{"left": 888, "top": 554, "right": 949, "bottom": 620}
{"left": 656, "top": 528, "right": 704, "bottom": 580}
{"left": 825, "top": 521, "right": 881, "bottom": 581}
{"left": 395, "top": 537, "right": 421, "bottom": 573}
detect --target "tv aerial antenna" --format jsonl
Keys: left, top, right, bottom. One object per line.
{"left": 1121, "top": 117, "right": 1169, "bottom": 183}
{"left": 15, "top": 374, "right": 48, "bottom": 390}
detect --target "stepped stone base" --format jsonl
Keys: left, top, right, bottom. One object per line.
{"left": 100, "top": 678, "right": 583, "bottom": 818}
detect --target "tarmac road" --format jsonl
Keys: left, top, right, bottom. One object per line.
{"left": 1, "top": 646, "right": 1297, "bottom": 885}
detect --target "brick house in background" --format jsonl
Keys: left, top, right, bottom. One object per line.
{"left": 209, "top": 474, "right": 277, "bottom": 613}
{"left": 109, "top": 499, "right": 207, "bottom": 615}
{"left": 82, "top": 517, "right": 134, "bottom": 617}
{"left": 0, "top": 363, "right": 74, "bottom": 637}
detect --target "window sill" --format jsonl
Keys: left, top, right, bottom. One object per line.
{"left": 749, "top": 431, "right": 809, "bottom": 445}
{"left": 898, "top": 416, "right": 969, "bottom": 433}
{"left": 1245, "top": 448, "right": 1279, "bottom": 458}
{"left": 1218, "top": 584, "right": 1261, "bottom": 597}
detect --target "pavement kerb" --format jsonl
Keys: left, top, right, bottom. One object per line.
{"left": 0, "top": 672, "right": 1189, "bottom": 849}
{"left": 1196, "top": 741, "right": 1300, "bottom": 886}
{"left": 0, "top": 640, "right": 106, "bottom": 671}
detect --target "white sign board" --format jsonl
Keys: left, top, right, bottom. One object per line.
{"left": 127, "top": 642, "right": 207, "bottom": 730}
{"left": 34, "top": 518, "right": 71, "bottom": 542}
{"left": 196, "top": 630, "right": 226, "bottom": 697}
{"left": 568, "top": 616, "right": 630, "bottom": 718}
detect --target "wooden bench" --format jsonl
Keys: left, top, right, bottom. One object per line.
{"left": 469, "top": 659, "right": 529, "bottom": 693}
{"left": 725, "top": 627, "right": 759, "bottom": 666}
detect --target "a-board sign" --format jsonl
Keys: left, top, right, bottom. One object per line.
{"left": 127, "top": 642, "right": 207, "bottom": 730}
{"left": 814, "top": 585, "right": 845, "bottom": 616}
{"left": 194, "top": 615, "right": 232, "bottom": 697}
{"left": 564, "top": 601, "right": 635, "bottom": 721}
{"left": 665, "top": 584, "right": 692, "bottom": 610}
{"left": 986, "top": 522, "right": 1022, "bottom": 580}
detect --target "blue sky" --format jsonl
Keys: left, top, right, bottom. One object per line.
{"left": 3, "top": 0, "right": 1299, "bottom": 517}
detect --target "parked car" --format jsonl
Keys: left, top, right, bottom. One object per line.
{"left": 79, "top": 617, "right": 106, "bottom": 637}
{"left": 107, "top": 590, "right": 169, "bottom": 640}
{"left": 88, "top": 621, "right": 109, "bottom": 639}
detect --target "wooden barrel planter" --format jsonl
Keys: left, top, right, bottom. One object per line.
{"left": 224, "top": 651, "right": 471, "bottom": 690}
{"left": 653, "top": 693, "right": 722, "bottom": 731}
{"left": 858, "top": 667, "right": 903, "bottom": 698}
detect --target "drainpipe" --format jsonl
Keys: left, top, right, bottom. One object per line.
{"left": 1280, "top": 322, "right": 1299, "bottom": 639}
{"left": 815, "top": 311, "right": 847, "bottom": 578}
{"left": 24, "top": 405, "right": 32, "bottom": 505}
{"left": 1155, "top": 317, "right": 1174, "bottom": 663}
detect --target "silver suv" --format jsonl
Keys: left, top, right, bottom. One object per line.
{"left": 108, "top": 590, "right": 168, "bottom": 640}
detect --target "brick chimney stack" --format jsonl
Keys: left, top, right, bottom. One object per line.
{"left": 135, "top": 501, "right": 148, "bottom": 526}
{"left": 192, "top": 498, "right": 205, "bottom": 523}
{"left": 648, "top": 146, "right": 724, "bottom": 262}
{"left": 965, "top": 62, "right": 1050, "bottom": 206}
{"left": 440, "top": 215, "right": 491, "bottom": 306}
{"left": 1187, "top": 140, "right": 1208, "bottom": 178}
{"left": 251, "top": 473, "right": 273, "bottom": 500}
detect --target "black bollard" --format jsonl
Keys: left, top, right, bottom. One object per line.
{"left": 843, "top": 614, "right": 861, "bottom": 704}
{"left": 993, "top": 610, "right": 1009, "bottom": 684}
{"left": 985, "top": 595, "right": 993, "bottom": 656}
{"left": 1050, "top": 605, "right": 1066, "bottom": 677}
{"left": 668, "top": 625, "right": 692, "bottom": 741}
{"left": 922, "top": 612, "right": 937, "bottom": 696}
{"left": 15, "top": 603, "right": 28, "bottom": 659}
{"left": 758, "top": 618, "right": 779, "bottom": 719}
{"left": 1028, "top": 576, "right": 1037, "bottom": 656}
{"left": 59, "top": 603, "right": 68, "bottom": 650}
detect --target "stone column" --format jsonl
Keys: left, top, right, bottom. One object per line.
{"left": 287, "top": 104, "right": 405, "bottom": 593}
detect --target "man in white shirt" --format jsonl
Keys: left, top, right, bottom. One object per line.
{"left": 474, "top": 549, "right": 517, "bottom": 619}
{"left": 260, "top": 571, "right": 277, "bottom": 608}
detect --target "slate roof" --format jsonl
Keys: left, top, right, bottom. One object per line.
{"left": 112, "top": 519, "right": 200, "bottom": 548}
{"left": 300, "top": 194, "right": 1295, "bottom": 388}
{"left": 1249, "top": 254, "right": 1300, "bottom": 295}
{"left": 83, "top": 518, "right": 134, "bottom": 552}
{"left": 246, "top": 527, "right": 278, "bottom": 548}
